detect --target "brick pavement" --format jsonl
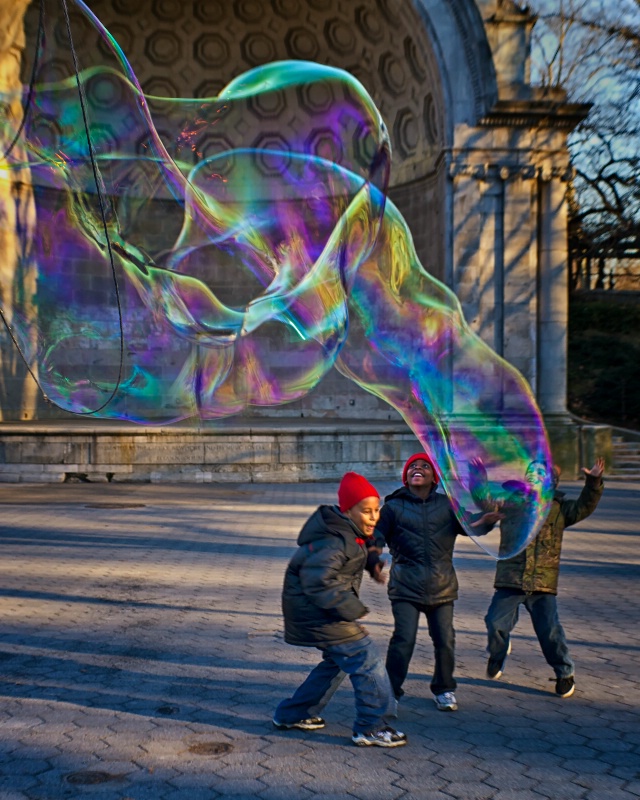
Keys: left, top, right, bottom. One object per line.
{"left": 0, "top": 478, "right": 638, "bottom": 800}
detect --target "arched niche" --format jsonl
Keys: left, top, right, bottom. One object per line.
{"left": 12, "top": 0, "right": 462, "bottom": 421}
{"left": 9, "top": 0, "right": 580, "bottom": 425}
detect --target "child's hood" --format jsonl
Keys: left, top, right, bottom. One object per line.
{"left": 297, "top": 504, "right": 360, "bottom": 547}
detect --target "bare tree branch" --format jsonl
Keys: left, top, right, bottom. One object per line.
{"left": 529, "top": 0, "right": 640, "bottom": 266}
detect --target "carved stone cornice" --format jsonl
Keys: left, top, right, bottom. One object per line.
{"left": 447, "top": 160, "right": 573, "bottom": 182}
{"left": 479, "top": 98, "right": 592, "bottom": 131}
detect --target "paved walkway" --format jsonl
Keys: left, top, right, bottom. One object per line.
{"left": 0, "top": 478, "right": 638, "bottom": 800}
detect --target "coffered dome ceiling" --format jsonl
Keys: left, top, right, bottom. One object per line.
{"left": 24, "top": 0, "right": 446, "bottom": 186}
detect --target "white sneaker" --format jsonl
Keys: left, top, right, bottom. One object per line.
{"left": 434, "top": 691, "right": 458, "bottom": 711}
{"left": 352, "top": 727, "right": 408, "bottom": 747}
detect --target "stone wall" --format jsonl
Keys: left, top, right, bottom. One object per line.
{"left": 0, "top": 0, "right": 595, "bottom": 468}
{"left": 0, "top": 420, "right": 420, "bottom": 483}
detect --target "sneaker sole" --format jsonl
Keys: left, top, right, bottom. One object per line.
{"left": 556, "top": 685, "right": 575, "bottom": 698}
{"left": 352, "top": 738, "right": 407, "bottom": 747}
{"left": 272, "top": 720, "right": 325, "bottom": 731}
{"left": 434, "top": 702, "right": 458, "bottom": 712}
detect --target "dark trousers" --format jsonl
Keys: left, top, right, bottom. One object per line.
{"left": 485, "top": 588, "right": 574, "bottom": 678}
{"left": 274, "top": 635, "right": 397, "bottom": 735}
{"left": 386, "top": 600, "right": 456, "bottom": 697}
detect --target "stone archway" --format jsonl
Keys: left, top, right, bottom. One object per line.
{"left": 20, "top": 0, "right": 450, "bottom": 281}
{"left": 2, "top": 0, "right": 588, "bottom": 441}
{"left": 11, "top": 0, "right": 453, "bottom": 421}
{"left": 414, "top": 0, "right": 589, "bottom": 427}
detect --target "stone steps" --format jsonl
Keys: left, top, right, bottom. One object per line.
{"left": 611, "top": 434, "right": 640, "bottom": 480}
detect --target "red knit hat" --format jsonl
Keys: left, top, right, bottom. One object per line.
{"left": 338, "top": 472, "right": 380, "bottom": 512}
{"left": 402, "top": 452, "right": 439, "bottom": 485}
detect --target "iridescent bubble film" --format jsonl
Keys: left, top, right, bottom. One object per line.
{"left": 0, "top": 0, "right": 552, "bottom": 556}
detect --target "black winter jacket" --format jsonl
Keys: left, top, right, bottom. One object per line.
{"left": 282, "top": 505, "right": 370, "bottom": 647}
{"left": 375, "top": 486, "right": 479, "bottom": 606}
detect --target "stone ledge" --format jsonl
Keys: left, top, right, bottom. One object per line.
{"left": 0, "top": 422, "right": 421, "bottom": 484}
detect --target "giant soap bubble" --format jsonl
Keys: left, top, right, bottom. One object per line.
{"left": 0, "top": 0, "right": 553, "bottom": 556}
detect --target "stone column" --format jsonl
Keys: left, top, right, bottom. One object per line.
{"left": 501, "top": 167, "right": 537, "bottom": 387}
{"left": 537, "top": 171, "right": 569, "bottom": 415}
{"left": 449, "top": 160, "right": 539, "bottom": 392}
{"left": 476, "top": 172, "right": 504, "bottom": 357}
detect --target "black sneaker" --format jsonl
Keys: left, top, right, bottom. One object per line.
{"left": 486, "top": 657, "right": 505, "bottom": 679}
{"left": 352, "top": 726, "right": 407, "bottom": 747}
{"left": 272, "top": 716, "right": 326, "bottom": 730}
{"left": 555, "top": 676, "right": 575, "bottom": 698}
{"left": 486, "top": 639, "right": 511, "bottom": 679}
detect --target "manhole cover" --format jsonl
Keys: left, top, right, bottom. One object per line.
{"left": 188, "top": 742, "right": 233, "bottom": 756}
{"left": 65, "top": 771, "right": 118, "bottom": 785}
{"left": 84, "top": 503, "right": 146, "bottom": 509}
{"left": 156, "top": 704, "right": 180, "bottom": 715}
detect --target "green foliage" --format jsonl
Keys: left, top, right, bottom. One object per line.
{"left": 568, "top": 299, "right": 640, "bottom": 428}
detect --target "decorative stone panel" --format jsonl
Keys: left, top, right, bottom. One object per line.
{"left": 241, "top": 32, "right": 278, "bottom": 66}
{"left": 284, "top": 27, "right": 320, "bottom": 61}
{"left": 379, "top": 52, "right": 407, "bottom": 98}
{"left": 324, "top": 19, "right": 356, "bottom": 56}
{"left": 251, "top": 133, "right": 292, "bottom": 177}
{"left": 193, "top": 34, "right": 230, "bottom": 70}
{"left": 151, "top": 0, "right": 183, "bottom": 23}
{"left": 234, "top": 0, "right": 265, "bottom": 25}
{"left": 248, "top": 89, "right": 287, "bottom": 120}
{"left": 393, "top": 107, "right": 418, "bottom": 159}
{"left": 193, "top": 1, "right": 227, "bottom": 26}
{"left": 423, "top": 93, "right": 439, "bottom": 145}
{"left": 356, "top": 6, "right": 385, "bottom": 44}
{"left": 297, "top": 81, "right": 335, "bottom": 116}
{"left": 305, "top": 127, "right": 343, "bottom": 163}
{"left": 272, "top": 0, "right": 301, "bottom": 20}
{"left": 144, "top": 31, "right": 182, "bottom": 65}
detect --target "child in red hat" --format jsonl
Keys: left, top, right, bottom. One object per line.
{"left": 273, "top": 472, "right": 407, "bottom": 747}
{"left": 375, "top": 453, "right": 500, "bottom": 711}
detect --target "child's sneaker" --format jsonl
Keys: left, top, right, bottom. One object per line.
{"left": 272, "top": 716, "right": 325, "bottom": 730}
{"left": 487, "top": 655, "right": 506, "bottom": 679}
{"left": 486, "top": 638, "right": 512, "bottom": 679}
{"left": 433, "top": 691, "right": 458, "bottom": 711}
{"left": 555, "top": 676, "right": 575, "bottom": 698}
{"left": 352, "top": 727, "right": 407, "bottom": 747}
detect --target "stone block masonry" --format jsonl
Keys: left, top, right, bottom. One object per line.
{"left": 0, "top": 420, "right": 422, "bottom": 483}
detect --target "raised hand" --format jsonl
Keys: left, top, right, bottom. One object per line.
{"left": 470, "top": 510, "right": 505, "bottom": 528}
{"left": 582, "top": 456, "right": 605, "bottom": 479}
{"left": 469, "top": 457, "right": 488, "bottom": 482}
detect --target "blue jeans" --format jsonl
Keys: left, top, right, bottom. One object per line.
{"left": 275, "top": 635, "right": 397, "bottom": 735}
{"left": 386, "top": 600, "right": 456, "bottom": 697}
{"left": 485, "top": 588, "right": 574, "bottom": 678}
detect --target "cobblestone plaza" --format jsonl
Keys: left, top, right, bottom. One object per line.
{"left": 0, "top": 478, "right": 638, "bottom": 799}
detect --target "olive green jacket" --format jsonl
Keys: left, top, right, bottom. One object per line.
{"left": 494, "top": 476, "right": 604, "bottom": 594}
